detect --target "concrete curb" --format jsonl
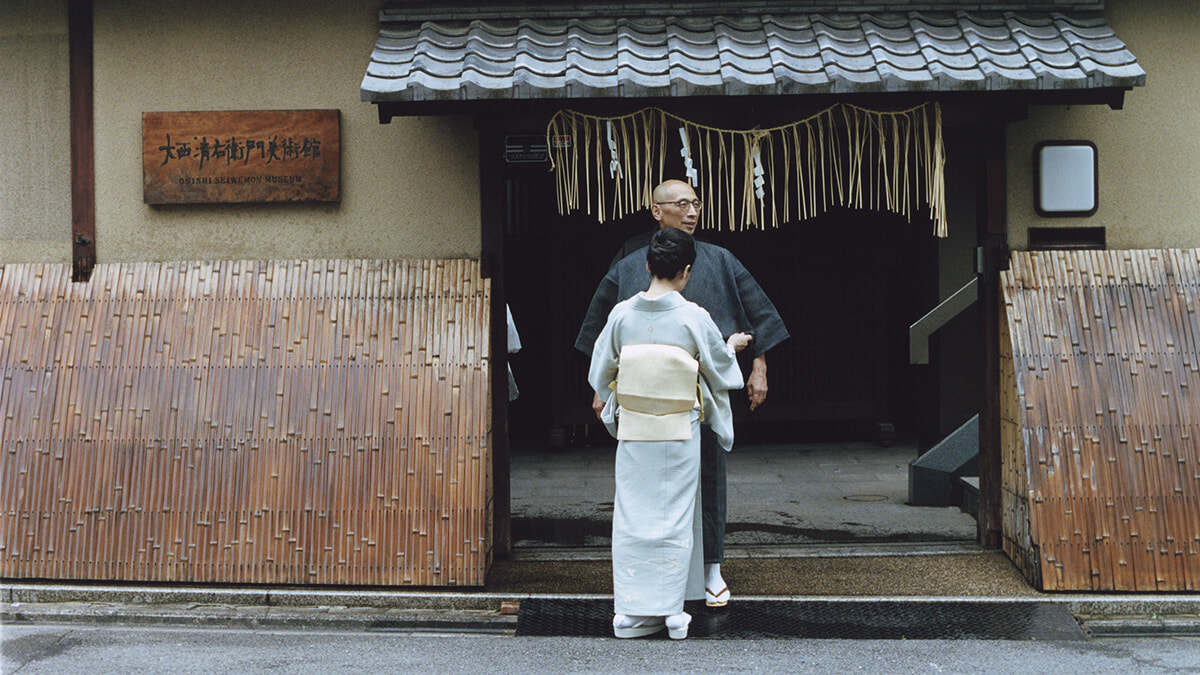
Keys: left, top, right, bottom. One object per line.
{"left": 2, "top": 601, "right": 516, "bottom": 634}
{"left": 1081, "top": 615, "right": 1200, "bottom": 637}
{"left": 1, "top": 582, "right": 535, "bottom": 633}
{"left": 1066, "top": 596, "right": 1200, "bottom": 637}
{"left": 5, "top": 583, "right": 1199, "bottom": 637}
{"left": 3, "top": 583, "right": 516, "bottom": 611}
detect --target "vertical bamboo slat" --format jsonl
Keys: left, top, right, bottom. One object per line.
{"left": 1002, "top": 249, "right": 1200, "bottom": 591}
{"left": 0, "top": 259, "right": 491, "bottom": 586}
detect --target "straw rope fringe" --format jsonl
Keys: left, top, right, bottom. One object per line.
{"left": 546, "top": 102, "right": 946, "bottom": 236}
{"left": 0, "top": 259, "right": 491, "bottom": 586}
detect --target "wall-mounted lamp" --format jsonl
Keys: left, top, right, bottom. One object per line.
{"left": 1034, "top": 141, "right": 1098, "bottom": 217}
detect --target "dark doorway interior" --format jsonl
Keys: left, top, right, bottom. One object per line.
{"left": 503, "top": 165, "right": 940, "bottom": 450}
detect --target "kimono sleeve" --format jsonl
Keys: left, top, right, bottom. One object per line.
{"left": 697, "top": 316, "right": 744, "bottom": 394}
{"left": 587, "top": 306, "right": 623, "bottom": 398}
{"left": 574, "top": 267, "right": 620, "bottom": 356}
{"left": 728, "top": 254, "right": 790, "bottom": 359}
{"left": 693, "top": 308, "right": 744, "bottom": 452}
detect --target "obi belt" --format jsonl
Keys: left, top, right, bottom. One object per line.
{"left": 614, "top": 343, "right": 700, "bottom": 442}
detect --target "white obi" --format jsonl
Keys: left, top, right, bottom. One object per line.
{"left": 615, "top": 344, "right": 700, "bottom": 442}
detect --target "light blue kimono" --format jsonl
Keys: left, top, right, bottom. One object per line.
{"left": 588, "top": 291, "right": 744, "bottom": 616}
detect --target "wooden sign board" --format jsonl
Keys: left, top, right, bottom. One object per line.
{"left": 142, "top": 109, "right": 340, "bottom": 204}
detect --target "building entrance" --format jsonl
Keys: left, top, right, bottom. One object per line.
{"left": 500, "top": 161, "right": 978, "bottom": 551}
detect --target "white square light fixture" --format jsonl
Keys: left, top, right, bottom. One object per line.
{"left": 1034, "top": 141, "right": 1098, "bottom": 217}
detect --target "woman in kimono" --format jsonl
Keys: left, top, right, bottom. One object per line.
{"left": 588, "top": 226, "right": 750, "bottom": 640}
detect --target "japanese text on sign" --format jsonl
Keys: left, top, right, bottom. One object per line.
{"left": 142, "top": 109, "right": 339, "bottom": 204}
{"left": 157, "top": 134, "right": 322, "bottom": 169}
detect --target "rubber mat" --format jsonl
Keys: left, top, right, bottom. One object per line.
{"left": 515, "top": 599, "right": 1088, "bottom": 640}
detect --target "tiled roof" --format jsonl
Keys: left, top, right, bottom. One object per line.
{"left": 361, "top": 10, "right": 1144, "bottom": 102}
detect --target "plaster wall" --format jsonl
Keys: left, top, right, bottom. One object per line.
{"left": 88, "top": 0, "right": 479, "bottom": 263}
{"left": 0, "top": 1, "right": 71, "bottom": 263}
{"left": 1007, "top": 0, "right": 1200, "bottom": 250}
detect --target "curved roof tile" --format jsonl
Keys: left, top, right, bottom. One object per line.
{"left": 1013, "top": 33, "right": 1073, "bottom": 54}
{"left": 924, "top": 49, "right": 982, "bottom": 71}
{"left": 363, "top": 10, "right": 1145, "bottom": 102}
{"left": 1024, "top": 46, "right": 1080, "bottom": 69}
{"left": 868, "top": 34, "right": 923, "bottom": 58}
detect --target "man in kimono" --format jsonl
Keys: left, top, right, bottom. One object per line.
{"left": 576, "top": 179, "right": 789, "bottom": 607}
{"left": 589, "top": 226, "right": 750, "bottom": 639}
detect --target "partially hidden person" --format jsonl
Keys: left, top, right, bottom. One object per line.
{"left": 577, "top": 179, "right": 789, "bottom": 608}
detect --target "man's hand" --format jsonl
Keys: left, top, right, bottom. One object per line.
{"left": 747, "top": 354, "right": 768, "bottom": 411}
{"left": 592, "top": 391, "right": 605, "bottom": 420}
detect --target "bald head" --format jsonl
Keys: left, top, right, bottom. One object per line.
{"left": 650, "top": 180, "right": 700, "bottom": 236}
{"left": 652, "top": 179, "right": 693, "bottom": 203}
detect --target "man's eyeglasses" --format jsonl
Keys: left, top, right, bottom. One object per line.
{"left": 655, "top": 199, "right": 703, "bottom": 211}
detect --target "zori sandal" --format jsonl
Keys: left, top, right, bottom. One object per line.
{"left": 666, "top": 612, "right": 691, "bottom": 640}
{"left": 613, "top": 614, "right": 665, "bottom": 638}
{"left": 705, "top": 586, "right": 730, "bottom": 607}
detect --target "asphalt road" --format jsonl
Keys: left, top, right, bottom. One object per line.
{"left": 3, "top": 623, "right": 1199, "bottom": 674}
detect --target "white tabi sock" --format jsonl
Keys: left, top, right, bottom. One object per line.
{"left": 705, "top": 563, "right": 724, "bottom": 590}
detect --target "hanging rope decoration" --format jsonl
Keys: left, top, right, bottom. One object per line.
{"left": 545, "top": 102, "right": 947, "bottom": 237}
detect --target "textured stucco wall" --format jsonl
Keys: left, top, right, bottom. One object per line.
{"left": 1007, "top": 0, "right": 1200, "bottom": 250}
{"left": 10, "top": 0, "right": 1194, "bottom": 263}
{"left": 0, "top": 0, "right": 71, "bottom": 263}
{"left": 90, "top": 0, "right": 479, "bottom": 262}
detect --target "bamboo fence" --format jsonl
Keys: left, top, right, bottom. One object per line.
{"left": 1001, "top": 249, "right": 1200, "bottom": 591}
{"left": 0, "top": 259, "right": 491, "bottom": 586}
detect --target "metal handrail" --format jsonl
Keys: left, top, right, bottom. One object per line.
{"left": 908, "top": 277, "right": 978, "bottom": 365}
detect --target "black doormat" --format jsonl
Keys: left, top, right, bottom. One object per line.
{"left": 515, "top": 599, "right": 1088, "bottom": 640}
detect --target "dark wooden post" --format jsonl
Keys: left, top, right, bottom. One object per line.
{"left": 68, "top": 0, "right": 96, "bottom": 282}
{"left": 477, "top": 111, "right": 511, "bottom": 559}
{"left": 977, "top": 147, "right": 1008, "bottom": 549}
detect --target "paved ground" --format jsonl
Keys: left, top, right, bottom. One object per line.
{"left": 511, "top": 441, "right": 977, "bottom": 548}
{"left": 6, "top": 624, "right": 1200, "bottom": 675}
{"left": 486, "top": 546, "right": 1038, "bottom": 597}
